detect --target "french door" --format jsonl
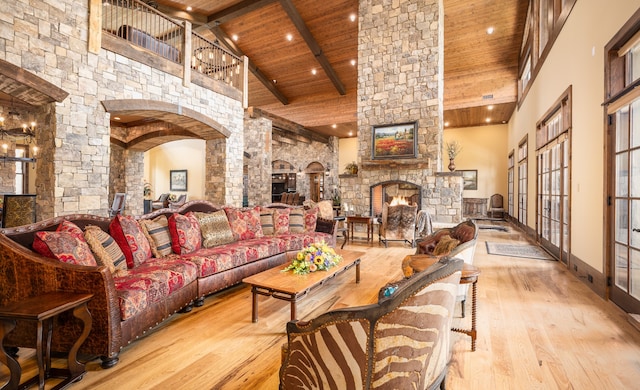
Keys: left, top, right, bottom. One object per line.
{"left": 537, "top": 134, "right": 570, "bottom": 263}
{"left": 611, "top": 100, "right": 640, "bottom": 312}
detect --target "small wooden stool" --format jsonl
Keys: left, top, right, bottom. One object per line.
{"left": 0, "top": 292, "right": 93, "bottom": 390}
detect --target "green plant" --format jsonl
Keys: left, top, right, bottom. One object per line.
{"left": 282, "top": 241, "right": 342, "bottom": 275}
{"left": 445, "top": 141, "right": 462, "bottom": 160}
{"left": 143, "top": 182, "right": 152, "bottom": 199}
{"left": 345, "top": 161, "right": 358, "bottom": 174}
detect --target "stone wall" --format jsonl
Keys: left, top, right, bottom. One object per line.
{"left": 244, "top": 114, "right": 272, "bottom": 206}
{"left": 342, "top": 0, "right": 461, "bottom": 223}
{"left": 2, "top": 0, "right": 245, "bottom": 217}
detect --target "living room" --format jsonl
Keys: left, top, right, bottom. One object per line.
{"left": 2, "top": 0, "right": 640, "bottom": 388}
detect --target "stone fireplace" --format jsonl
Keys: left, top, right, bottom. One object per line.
{"left": 370, "top": 180, "right": 421, "bottom": 218}
{"left": 338, "top": 0, "right": 463, "bottom": 224}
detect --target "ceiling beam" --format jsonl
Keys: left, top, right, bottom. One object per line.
{"left": 207, "top": 0, "right": 278, "bottom": 25}
{"left": 252, "top": 107, "right": 331, "bottom": 144}
{"left": 278, "top": 0, "right": 346, "bottom": 96}
{"left": 208, "top": 25, "right": 289, "bottom": 105}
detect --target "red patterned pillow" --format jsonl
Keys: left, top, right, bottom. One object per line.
{"left": 304, "top": 207, "right": 319, "bottom": 232}
{"left": 33, "top": 231, "right": 97, "bottom": 266}
{"left": 273, "top": 208, "right": 291, "bottom": 235}
{"left": 224, "top": 206, "right": 263, "bottom": 240}
{"left": 109, "top": 214, "right": 152, "bottom": 268}
{"left": 58, "top": 220, "right": 84, "bottom": 238}
{"left": 167, "top": 212, "right": 202, "bottom": 254}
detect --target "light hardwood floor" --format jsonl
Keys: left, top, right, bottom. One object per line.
{"left": 3, "top": 221, "right": 640, "bottom": 389}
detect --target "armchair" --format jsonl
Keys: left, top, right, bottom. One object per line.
{"left": 168, "top": 194, "right": 187, "bottom": 209}
{"left": 379, "top": 202, "right": 418, "bottom": 247}
{"left": 108, "top": 193, "right": 126, "bottom": 217}
{"left": 151, "top": 193, "right": 170, "bottom": 211}
{"left": 415, "top": 220, "right": 478, "bottom": 317}
{"left": 279, "top": 257, "right": 463, "bottom": 390}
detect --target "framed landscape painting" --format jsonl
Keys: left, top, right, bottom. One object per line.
{"left": 371, "top": 121, "right": 417, "bottom": 159}
{"left": 460, "top": 170, "right": 478, "bottom": 190}
{"left": 170, "top": 170, "right": 188, "bottom": 191}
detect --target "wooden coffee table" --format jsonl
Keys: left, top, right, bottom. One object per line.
{"left": 243, "top": 249, "right": 364, "bottom": 322}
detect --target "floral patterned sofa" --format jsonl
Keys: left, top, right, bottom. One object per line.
{"left": 0, "top": 200, "right": 337, "bottom": 368}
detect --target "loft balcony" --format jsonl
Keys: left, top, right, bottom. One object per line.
{"left": 98, "top": 0, "right": 247, "bottom": 104}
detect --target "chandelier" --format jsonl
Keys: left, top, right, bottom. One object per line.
{"left": 0, "top": 116, "right": 38, "bottom": 165}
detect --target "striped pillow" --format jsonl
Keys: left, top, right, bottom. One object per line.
{"left": 289, "top": 208, "right": 305, "bottom": 233}
{"left": 84, "top": 225, "right": 128, "bottom": 273}
{"left": 259, "top": 208, "right": 275, "bottom": 236}
{"left": 140, "top": 215, "right": 174, "bottom": 258}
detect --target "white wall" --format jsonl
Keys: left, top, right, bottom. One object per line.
{"left": 338, "top": 137, "right": 358, "bottom": 174}
{"left": 508, "top": 0, "right": 640, "bottom": 272}
{"left": 144, "top": 139, "right": 207, "bottom": 201}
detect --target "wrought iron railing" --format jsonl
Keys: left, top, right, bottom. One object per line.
{"left": 101, "top": 0, "right": 244, "bottom": 90}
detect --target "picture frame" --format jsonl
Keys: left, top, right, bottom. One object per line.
{"left": 371, "top": 121, "right": 418, "bottom": 159}
{"left": 170, "top": 170, "right": 188, "bottom": 191}
{"left": 460, "top": 170, "right": 478, "bottom": 190}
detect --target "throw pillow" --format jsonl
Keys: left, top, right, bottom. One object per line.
{"left": 273, "top": 208, "right": 291, "bottom": 235}
{"left": 289, "top": 208, "right": 305, "bottom": 233}
{"left": 58, "top": 220, "right": 85, "bottom": 238}
{"left": 224, "top": 206, "right": 263, "bottom": 240}
{"left": 168, "top": 212, "right": 202, "bottom": 254}
{"left": 33, "top": 231, "right": 97, "bottom": 266}
{"left": 140, "top": 215, "right": 174, "bottom": 258}
{"left": 315, "top": 217, "right": 335, "bottom": 234}
{"left": 304, "top": 207, "right": 319, "bottom": 232}
{"left": 195, "top": 210, "right": 235, "bottom": 248}
{"left": 432, "top": 234, "right": 460, "bottom": 256}
{"left": 259, "top": 208, "right": 275, "bottom": 236}
{"left": 84, "top": 225, "right": 128, "bottom": 273}
{"left": 109, "top": 214, "right": 153, "bottom": 268}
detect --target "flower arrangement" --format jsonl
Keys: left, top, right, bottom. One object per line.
{"left": 445, "top": 141, "right": 462, "bottom": 160}
{"left": 283, "top": 241, "right": 342, "bottom": 275}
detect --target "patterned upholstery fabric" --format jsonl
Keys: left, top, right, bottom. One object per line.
{"left": 58, "top": 220, "right": 84, "bottom": 237}
{"left": 33, "top": 231, "right": 98, "bottom": 266}
{"left": 273, "top": 208, "right": 291, "bottom": 235}
{"left": 315, "top": 200, "right": 334, "bottom": 220}
{"left": 276, "top": 232, "right": 333, "bottom": 252}
{"left": 167, "top": 212, "right": 202, "bottom": 255}
{"left": 109, "top": 214, "right": 153, "bottom": 268}
{"left": 113, "top": 257, "right": 197, "bottom": 320}
{"left": 224, "top": 206, "right": 263, "bottom": 240}
{"left": 84, "top": 225, "right": 128, "bottom": 273}
{"left": 381, "top": 203, "right": 418, "bottom": 241}
{"left": 259, "top": 208, "right": 275, "bottom": 236}
{"left": 432, "top": 234, "right": 460, "bottom": 255}
{"left": 1, "top": 194, "right": 36, "bottom": 228}
{"left": 304, "top": 207, "right": 318, "bottom": 232}
{"left": 195, "top": 210, "right": 235, "bottom": 248}
{"left": 140, "top": 215, "right": 174, "bottom": 257}
{"left": 288, "top": 208, "right": 305, "bottom": 233}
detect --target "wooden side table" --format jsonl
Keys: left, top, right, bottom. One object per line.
{"left": 0, "top": 292, "right": 93, "bottom": 390}
{"left": 346, "top": 215, "right": 373, "bottom": 243}
{"left": 452, "top": 264, "right": 480, "bottom": 351}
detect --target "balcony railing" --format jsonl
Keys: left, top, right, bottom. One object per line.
{"left": 100, "top": 0, "right": 245, "bottom": 94}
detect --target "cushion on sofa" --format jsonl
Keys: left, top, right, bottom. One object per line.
{"left": 451, "top": 223, "right": 475, "bottom": 243}
{"left": 84, "top": 225, "right": 128, "bottom": 274}
{"left": 33, "top": 231, "right": 98, "bottom": 266}
{"left": 315, "top": 217, "right": 335, "bottom": 234}
{"left": 58, "top": 220, "right": 85, "bottom": 237}
{"left": 273, "top": 208, "right": 291, "bottom": 235}
{"left": 304, "top": 207, "right": 319, "bottom": 232}
{"left": 109, "top": 214, "right": 153, "bottom": 269}
{"left": 288, "top": 208, "right": 305, "bottom": 233}
{"left": 168, "top": 212, "right": 202, "bottom": 255}
{"left": 195, "top": 210, "right": 235, "bottom": 248}
{"left": 259, "top": 208, "right": 275, "bottom": 235}
{"left": 140, "top": 215, "right": 174, "bottom": 258}
{"left": 432, "top": 234, "right": 460, "bottom": 256}
{"left": 224, "top": 206, "right": 263, "bottom": 240}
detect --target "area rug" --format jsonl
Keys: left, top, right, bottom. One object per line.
{"left": 478, "top": 224, "right": 509, "bottom": 232}
{"left": 485, "top": 241, "right": 553, "bottom": 260}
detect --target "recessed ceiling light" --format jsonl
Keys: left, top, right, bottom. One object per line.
{"left": 348, "top": 131, "right": 353, "bottom": 136}
{"left": 332, "top": 124, "right": 337, "bottom": 128}
{"left": 350, "top": 59, "right": 356, "bottom": 66}
{"left": 286, "top": 33, "right": 293, "bottom": 41}
{"left": 114, "top": 116, "right": 120, "bottom": 120}
{"left": 186, "top": 6, "right": 192, "bottom": 11}
{"left": 444, "top": 121, "right": 449, "bottom": 127}
{"left": 232, "top": 34, "right": 238, "bottom": 41}
{"left": 487, "top": 105, "right": 494, "bottom": 110}
{"left": 311, "top": 69, "right": 317, "bottom": 75}
{"left": 487, "top": 26, "right": 494, "bottom": 35}
{"left": 272, "top": 79, "right": 277, "bottom": 84}
{"left": 486, "top": 118, "right": 491, "bottom": 123}
{"left": 349, "top": 13, "right": 356, "bottom": 22}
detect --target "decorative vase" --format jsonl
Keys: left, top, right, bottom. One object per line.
{"left": 448, "top": 159, "right": 456, "bottom": 172}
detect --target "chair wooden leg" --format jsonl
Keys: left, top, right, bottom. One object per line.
{"left": 461, "top": 299, "right": 466, "bottom": 318}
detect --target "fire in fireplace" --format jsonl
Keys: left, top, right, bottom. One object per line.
{"left": 370, "top": 181, "right": 421, "bottom": 218}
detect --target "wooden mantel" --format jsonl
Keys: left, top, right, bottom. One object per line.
{"left": 361, "top": 159, "right": 430, "bottom": 170}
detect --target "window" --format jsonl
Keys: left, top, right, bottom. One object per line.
{"left": 508, "top": 151, "right": 515, "bottom": 216}
{"left": 518, "top": 137, "right": 528, "bottom": 226}
{"left": 628, "top": 41, "right": 640, "bottom": 84}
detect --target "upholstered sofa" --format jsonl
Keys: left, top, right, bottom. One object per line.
{"left": 415, "top": 219, "right": 478, "bottom": 317}
{"left": 279, "top": 256, "right": 463, "bottom": 390}
{"left": 0, "top": 200, "right": 337, "bottom": 368}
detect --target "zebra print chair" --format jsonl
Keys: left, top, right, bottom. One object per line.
{"left": 279, "top": 257, "right": 463, "bottom": 390}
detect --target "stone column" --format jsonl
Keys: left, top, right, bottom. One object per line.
{"left": 244, "top": 113, "right": 272, "bottom": 206}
